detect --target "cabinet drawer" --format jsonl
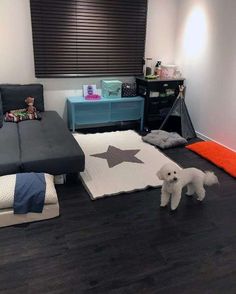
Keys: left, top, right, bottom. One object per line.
{"left": 148, "top": 80, "right": 183, "bottom": 91}
{"left": 111, "top": 101, "right": 142, "bottom": 121}
{"left": 148, "top": 97, "right": 174, "bottom": 114}
{"left": 75, "top": 103, "right": 110, "bottom": 124}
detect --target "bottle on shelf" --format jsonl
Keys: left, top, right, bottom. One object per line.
{"left": 154, "top": 60, "right": 162, "bottom": 77}
{"left": 154, "top": 60, "right": 161, "bottom": 77}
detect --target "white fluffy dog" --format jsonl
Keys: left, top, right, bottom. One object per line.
{"left": 157, "top": 163, "right": 218, "bottom": 211}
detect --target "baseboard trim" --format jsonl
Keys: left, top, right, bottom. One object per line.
{"left": 196, "top": 131, "right": 236, "bottom": 152}
{"left": 195, "top": 132, "right": 210, "bottom": 141}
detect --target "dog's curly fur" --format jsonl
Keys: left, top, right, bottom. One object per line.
{"left": 157, "top": 163, "right": 218, "bottom": 211}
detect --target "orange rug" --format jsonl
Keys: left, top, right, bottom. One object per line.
{"left": 186, "top": 141, "right": 236, "bottom": 177}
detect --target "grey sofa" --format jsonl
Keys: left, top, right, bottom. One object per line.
{"left": 0, "top": 84, "right": 85, "bottom": 177}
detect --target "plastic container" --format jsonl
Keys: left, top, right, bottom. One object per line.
{"left": 160, "top": 64, "right": 177, "bottom": 79}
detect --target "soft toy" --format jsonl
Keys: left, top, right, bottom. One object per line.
{"left": 25, "top": 96, "right": 36, "bottom": 114}
{"left": 5, "top": 96, "right": 41, "bottom": 122}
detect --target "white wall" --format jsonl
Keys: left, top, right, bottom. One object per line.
{"left": 0, "top": 0, "right": 35, "bottom": 83}
{"left": 145, "top": 0, "right": 178, "bottom": 66}
{"left": 0, "top": 0, "right": 177, "bottom": 119}
{"left": 175, "top": 0, "right": 236, "bottom": 150}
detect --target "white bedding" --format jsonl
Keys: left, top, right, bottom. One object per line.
{"left": 0, "top": 203, "right": 59, "bottom": 228}
{"left": 0, "top": 173, "right": 58, "bottom": 210}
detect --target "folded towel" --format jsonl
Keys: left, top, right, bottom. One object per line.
{"left": 14, "top": 173, "right": 46, "bottom": 214}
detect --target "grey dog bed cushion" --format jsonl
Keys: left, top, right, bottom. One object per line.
{"left": 142, "top": 130, "right": 187, "bottom": 149}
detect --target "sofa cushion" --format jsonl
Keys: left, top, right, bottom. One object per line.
{"left": 0, "top": 121, "right": 21, "bottom": 176}
{"left": 0, "top": 84, "right": 44, "bottom": 113}
{"left": 18, "top": 111, "right": 85, "bottom": 174}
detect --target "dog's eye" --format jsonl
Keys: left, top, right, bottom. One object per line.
{"left": 174, "top": 171, "right": 176, "bottom": 174}
{"left": 168, "top": 172, "right": 171, "bottom": 176}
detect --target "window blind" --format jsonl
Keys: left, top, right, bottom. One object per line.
{"left": 30, "top": 0, "right": 147, "bottom": 78}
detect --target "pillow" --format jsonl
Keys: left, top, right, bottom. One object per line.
{"left": 142, "top": 130, "right": 187, "bottom": 149}
{"left": 5, "top": 108, "right": 41, "bottom": 123}
{"left": 0, "top": 84, "right": 44, "bottom": 113}
{"left": 186, "top": 141, "right": 236, "bottom": 177}
{"left": 0, "top": 94, "right": 3, "bottom": 128}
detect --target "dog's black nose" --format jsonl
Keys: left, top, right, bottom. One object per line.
{"left": 173, "top": 177, "right": 178, "bottom": 181}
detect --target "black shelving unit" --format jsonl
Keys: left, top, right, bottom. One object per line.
{"left": 136, "top": 76, "right": 185, "bottom": 131}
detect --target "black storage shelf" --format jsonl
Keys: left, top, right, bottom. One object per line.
{"left": 136, "top": 76, "right": 185, "bottom": 130}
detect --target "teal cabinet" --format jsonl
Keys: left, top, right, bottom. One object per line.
{"left": 67, "top": 96, "right": 144, "bottom": 132}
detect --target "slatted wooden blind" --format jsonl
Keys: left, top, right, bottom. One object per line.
{"left": 30, "top": 0, "right": 147, "bottom": 78}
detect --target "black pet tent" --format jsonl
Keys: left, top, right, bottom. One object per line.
{"left": 159, "top": 85, "right": 196, "bottom": 139}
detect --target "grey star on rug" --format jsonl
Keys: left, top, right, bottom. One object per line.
{"left": 91, "top": 145, "right": 144, "bottom": 168}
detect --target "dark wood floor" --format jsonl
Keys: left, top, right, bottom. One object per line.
{"left": 1, "top": 136, "right": 236, "bottom": 294}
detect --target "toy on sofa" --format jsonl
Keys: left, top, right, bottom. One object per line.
{"left": 5, "top": 96, "right": 41, "bottom": 122}
{"left": 5, "top": 108, "right": 29, "bottom": 122}
{"left": 25, "top": 96, "right": 36, "bottom": 114}
{"left": 25, "top": 96, "right": 41, "bottom": 120}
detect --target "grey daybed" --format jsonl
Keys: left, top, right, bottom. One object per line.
{"left": 0, "top": 84, "right": 85, "bottom": 177}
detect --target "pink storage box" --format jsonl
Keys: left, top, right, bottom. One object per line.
{"left": 160, "top": 65, "right": 177, "bottom": 79}
{"left": 85, "top": 94, "right": 101, "bottom": 100}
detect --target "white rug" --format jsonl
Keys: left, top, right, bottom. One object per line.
{"left": 73, "top": 130, "right": 178, "bottom": 200}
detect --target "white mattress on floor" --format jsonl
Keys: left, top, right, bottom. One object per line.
{"left": 0, "top": 173, "right": 58, "bottom": 209}
{"left": 0, "top": 202, "right": 59, "bottom": 228}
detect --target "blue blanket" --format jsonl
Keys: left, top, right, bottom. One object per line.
{"left": 14, "top": 173, "right": 46, "bottom": 214}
